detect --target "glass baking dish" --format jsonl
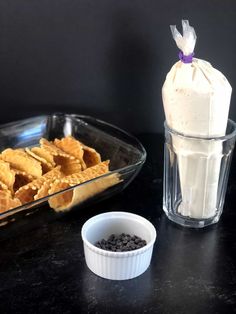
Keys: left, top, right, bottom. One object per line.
{"left": 0, "top": 114, "right": 146, "bottom": 226}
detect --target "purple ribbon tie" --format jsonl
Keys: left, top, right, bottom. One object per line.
{"left": 178, "top": 51, "right": 194, "bottom": 64}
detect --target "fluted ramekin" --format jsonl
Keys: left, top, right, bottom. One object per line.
{"left": 81, "top": 211, "right": 156, "bottom": 280}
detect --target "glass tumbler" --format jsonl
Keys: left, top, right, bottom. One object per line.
{"left": 163, "top": 119, "right": 236, "bottom": 228}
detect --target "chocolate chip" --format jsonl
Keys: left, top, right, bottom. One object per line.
{"left": 94, "top": 233, "right": 147, "bottom": 252}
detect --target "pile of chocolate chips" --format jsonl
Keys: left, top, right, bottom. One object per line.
{"left": 95, "top": 233, "right": 147, "bottom": 252}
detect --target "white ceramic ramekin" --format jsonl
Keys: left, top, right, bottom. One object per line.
{"left": 81, "top": 211, "right": 157, "bottom": 280}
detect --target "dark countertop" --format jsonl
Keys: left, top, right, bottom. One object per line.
{"left": 0, "top": 134, "right": 236, "bottom": 314}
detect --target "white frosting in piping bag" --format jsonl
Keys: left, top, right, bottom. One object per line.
{"left": 162, "top": 20, "right": 232, "bottom": 219}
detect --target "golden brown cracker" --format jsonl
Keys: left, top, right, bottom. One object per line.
{"left": 16, "top": 166, "right": 61, "bottom": 202}
{"left": 43, "top": 166, "right": 63, "bottom": 180}
{"left": 0, "top": 135, "right": 111, "bottom": 213}
{"left": 48, "top": 161, "right": 110, "bottom": 210}
{"left": 34, "top": 180, "right": 51, "bottom": 200}
{"left": 0, "top": 190, "right": 21, "bottom": 213}
{"left": 15, "top": 177, "right": 45, "bottom": 204}
{"left": 49, "top": 173, "right": 120, "bottom": 212}
{"left": 53, "top": 156, "right": 82, "bottom": 175}
{"left": 62, "top": 160, "right": 109, "bottom": 185}
{"left": 0, "top": 160, "right": 15, "bottom": 192}
{"left": 40, "top": 138, "right": 82, "bottom": 174}
{"left": 15, "top": 166, "right": 61, "bottom": 204}
{"left": 12, "top": 169, "right": 34, "bottom": 192}
{"left": 1, "top": 149, "right": 42, "bottom": 178}
{"left": 48, "top": 161, "right": 109, "bottom": 195}
{"left": 54, "top": 136, "right": 84, "bottom": 160}
{"left": 54, "top": 136, "right": 86, "bottom": 169}
{"left": 25, "top": 148, "right": 54, "bottom": 173}
{"left": 34, "top": 166, "right": 64, "bottom": 200}
{"left": 81, "top": 143, "right": 101, "bottom": 167}
{"left": 31, "top": 147, "right": 56, "bottom": 166}
{"left": 0, "top": 180, "right": 9, "bottom": 191}
{"left": 40, "top": 138, "right": 74, "bottom": 159}
{"left": 47, "top": 180, "right": 73, "bottom": 209}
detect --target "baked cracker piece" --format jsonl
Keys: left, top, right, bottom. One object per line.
{"left": 0, "top": 160, "right": 15, "bottom": 192}
{"left": 61, "top": 160, "right": 109, "bottom": 185}
{"left": 53, "top": 156, "right": 82, "bottom": 175}
{"left": 48, "top": 161, "right": 115, "bottom": 211}
{"left": 25, "top": 147, "right": 54, "bottom": 173}
{"left": 1, "top": 148, "right": 42, "bottom": 178}
{"left": 40, "top": 138, "right": 82, "bottom": 175}
{"left": 15, "top": 166, "right": 63, "bottom": 204}
{"left": 34, "top": 166, "right": 64, "bottom": 200}
{"left": 0, "top": 190, "right": 21, "bottom": 213}
{"left": 0, "top": 180, "right": 9, "bottom": 191}
{"left": 54, "top": 136, "right": 86, "bottom": 170}
{"left": 31, "top": 147, "right": 56, "bottom": 166}
{"left": 48, "top": 173, "right": 120, "bottom": 212}
{"left": 40, "top": 138, "right": 74, "bottom": 158}
{"left": 80, "top": 143, "right": 101, "bottom": 168}
{"left": 12, "top": 169, "right": 34, "bottom": 192}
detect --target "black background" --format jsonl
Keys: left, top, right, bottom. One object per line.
{"left": 0, "top": 0, "right": 235, "bottom": 132}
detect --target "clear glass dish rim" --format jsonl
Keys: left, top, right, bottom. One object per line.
{"left": 0, "top": 113, "right": 147, "bottom": 219}
{"left": 164, "top": 119, "right": 236, "bottom": 141}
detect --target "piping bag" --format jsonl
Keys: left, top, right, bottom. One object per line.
{"left": 162, "top": 20, "right": 232, "bottom": 218}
